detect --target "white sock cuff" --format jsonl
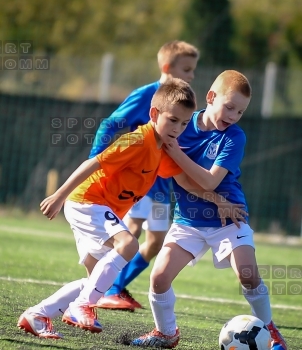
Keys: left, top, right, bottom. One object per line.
{"left": 242, "top": 279, "right": 268, "bottom": 297}
{"left": 106, "top": 249, "right": 128, "bottom": 271}
{"left": 149, "top": 287, "right": 174, "bottom": 302}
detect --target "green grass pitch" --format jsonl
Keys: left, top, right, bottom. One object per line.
{"left": 0, "top": 214, "right": 301, "bottom": 349}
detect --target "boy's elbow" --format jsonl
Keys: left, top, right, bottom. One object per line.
{"left": 203, "top": 185, "right": 214, "bottom": 191}
{"left": 202, "top": 180, "right": 217, "bottom": 191}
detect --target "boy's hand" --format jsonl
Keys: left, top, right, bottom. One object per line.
{"left": 217, "top": 202, "right": 248, "bottom": 228}
{"left": 40, "top": 194, "right": 64, "bottom": 220}
{"left": 163, "top": 139, "right": 182, "bottom": 158}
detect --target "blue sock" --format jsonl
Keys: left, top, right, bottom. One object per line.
{"left": 105, "top": 252, "right": 149, "bottom": 296}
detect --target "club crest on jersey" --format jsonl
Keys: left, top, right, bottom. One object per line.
{"left": 206, "top": 143, "right": 219, "bottom": 159}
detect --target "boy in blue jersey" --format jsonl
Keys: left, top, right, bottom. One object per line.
{"left": 131, "top": 70, "right": 287, "bottom": 350}
{"left": 91, "top": 40, "right": 200, "bottom": 310}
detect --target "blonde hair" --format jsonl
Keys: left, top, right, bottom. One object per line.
{"left": 210, "top": 70, "right": 252, "bottom": 98}
{"left": 151, "top": 78, "right": 196, "bottom": 112}
{"left": 157, "top": 40, "right": 200, "bottom": 70}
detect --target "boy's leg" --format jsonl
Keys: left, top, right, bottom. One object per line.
{"left": 103, "top": 217, "right": 145, "bottom": 296}
{"left": 100, "top": 197, "right": 151, "bottom": 309}
{"left": 229, "top": 245, "right": 272, "bottom": 321}
{"left": 206, "top": 223, "right": 287, "bottom": 350}
{"left": 77, "top": 231, "right": 137, "bottom": 305}
{"left": 125, "top": 217, "right": 145, "bottom": 239}
{"left": 62, "top": 230, "right": 138, "bottom": 331}
{"left": 150, "top": 243, "right": 192, "bottom": 332}
{"left": 117, "top": 229, "right": 166, "bottom": 307}
{"left": 229, "top": 245, "right": 287, "bottom": 350}
{"left": 97, "top": 216, "right": 147, "bottom": 310}
{"left": 61, "top": 202, "right": 139, "bottom": 332}
{"left": 131, "top": 243, "right": 193, "bottom": 348}
{"left": 132, "top": 223, "right": 210, "bottom": 348}
{"left": 100, "top": 200, "right": 169, "bottom": 310}
{"left": 17, "top": 278, "right": 87, "bottom": 339}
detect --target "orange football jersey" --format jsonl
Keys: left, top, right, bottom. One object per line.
{"left": 67, "top": 122, "right": 182, "bottom": 219}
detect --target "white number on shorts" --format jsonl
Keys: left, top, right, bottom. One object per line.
{"left": 104, "top": 211, "right": 120, "bottom": 226}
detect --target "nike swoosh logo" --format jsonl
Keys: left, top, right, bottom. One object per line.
{"left": 95, "top": 287, "right": 105, "bottom": 294}
{"left": 237, "top": 235, "right": 248, "bottom": 239}
{"left": 142, "top": 169, "right": 152, "bottom": 173}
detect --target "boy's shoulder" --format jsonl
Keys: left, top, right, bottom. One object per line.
{"left": 117, "top": 122, "right": 154, "bottom": 146}
{"left": 132, "top": 81, "right": 160, "bottom": 96}
{"left": 227, "top": 123, "right": 245, "bottom": 135}
{"left": 225, "top": 124, "right": 246, "bottom": 143}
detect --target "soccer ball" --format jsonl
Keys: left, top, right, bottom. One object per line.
{"left": 219, "top": 315, "right": 271, "bottom": 350}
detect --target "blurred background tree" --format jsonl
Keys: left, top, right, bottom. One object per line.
{"left": 182, "top": 0, "right": 235, "bottom": 67}
{"left": 0, "top": 0, "right": 188, "bottom": 58}
{"left": 1, "top": 0, "right": 302, "bottom": 110}
{"left": 1, "top": 0, "right": 302, "bottom": 68}
{"left": 231, "top": 0, "right": 302, "bottom": 69}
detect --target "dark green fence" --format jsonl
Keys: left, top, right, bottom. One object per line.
{"left": 0, "top": 93, "right": 301, "bottom": 235}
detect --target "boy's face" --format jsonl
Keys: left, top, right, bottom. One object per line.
{"left": 206, "top": 90, "right": 250, "bottom": 131}
{"left": 150, "top": 104, "right": 193, "bottom": 145}
{"left": 168, "top": 56, "right": 198, "bottom": 83}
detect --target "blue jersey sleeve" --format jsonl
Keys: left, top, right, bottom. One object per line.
{"left": 214, "top": 128, "right": 246, "bottom": 174}
{"left": 89, "top": 82, "right": 159, "bottom": 158}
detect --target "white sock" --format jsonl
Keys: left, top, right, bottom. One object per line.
{"left": 31, "top": 278, "right": 87, "bottom": 318}
{"left": 242, "top": 279, "right": 272, "bottom": 324}
{"left": 149, "top": 287, "right": 177, "bottom": 336}
{"left": 74, "top": 249, "right": 128, "bottom": 306}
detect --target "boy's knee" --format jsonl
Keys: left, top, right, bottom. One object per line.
{"left": 114, "top": 233, "right": 139, "bottom": 261}
{"left": 150, "top": 270, "right": 170, "bottom": 292}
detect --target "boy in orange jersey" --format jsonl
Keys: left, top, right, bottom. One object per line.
{"left": 17, "top": 78, "right": 198, "bottom": 338}
{"left": 17, "top": 78, "right": 246, "bottom": 340}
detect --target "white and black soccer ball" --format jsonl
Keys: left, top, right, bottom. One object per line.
{"left": 219, "top": 315, "right": 271, "bottom": 350}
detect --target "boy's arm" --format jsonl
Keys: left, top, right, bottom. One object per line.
{"left": 174, "top": 172, "right": 247, "bottom": 228}
{"left": 164, "top": 131, "right": 246, "bottom": 191}
{"left": 40, "top": 157, "right": 101, "bottom": 220}
{"left": 157, "top": 152, "right": 247, "bottom": 227}
{"left": 165, "top": 141, "right": 227, "bottom": 190}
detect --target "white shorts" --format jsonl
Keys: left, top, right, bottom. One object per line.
{"left": 164, "top": 222, "right": 254, "bottom": 269}
{"left": 64, "top": 201, "right": 129, "bottom": 265}
{"left": 124, "top": 195, "right": 170, "bottom": 232}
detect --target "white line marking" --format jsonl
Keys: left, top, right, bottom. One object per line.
{"left": 0, "top": 225, "right": 72, "bottom": 240}
{"left": 0, "top": 276, "right": 299, "bottom": 311}
{"left": 2, "top": 224, "right": 301, "bottom": 246}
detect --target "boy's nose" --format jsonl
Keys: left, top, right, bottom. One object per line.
{"left": 173, "top": 125, "right": 181, "bottom": 133}
{"left": 187, "top": 72, "right": 194, "bottom": 82}
{"left": 228, "top": 113, "right": 236, "bottom": 122}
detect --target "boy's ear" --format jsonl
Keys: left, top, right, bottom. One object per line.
{"left": 162, "top": 63, "right": 170, "bottom": 74}
{"left": 150, "top": 106, "right": 159, "bottom": 121}
{"left": 206, "top": 90, "right": 216, "bottom": 104}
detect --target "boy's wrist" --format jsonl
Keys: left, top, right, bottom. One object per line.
{"left": 212, "top": 193, "right": 226, "bottom": 205}
{"left": 54, "top": 189, "right": 68, "bottom": 201}
{"left": 171, "top": 149, "right": 183, "bottom": 162}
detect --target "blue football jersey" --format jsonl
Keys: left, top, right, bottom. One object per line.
{"left": 172, "top": 110, "right": 248, "bottom": 227}
{"left": 89, "top": 81, "right": 171, "bottom": 204}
